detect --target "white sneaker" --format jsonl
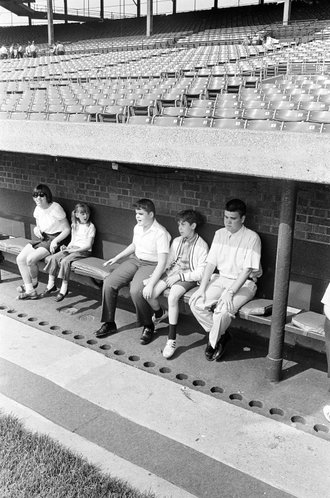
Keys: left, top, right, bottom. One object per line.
{"left": 152, "top": 309, "right": 168, "bottom": 326}
{"left": 163, "top": 339, "right": 176, "bottom": 359}
{"left": 323, "top": 405, "right": 330, "bottom": 422}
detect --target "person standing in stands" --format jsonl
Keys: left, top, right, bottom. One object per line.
{"left": 0, "top": 44, "right": 8, "bottom": 59}
{"left": 189, "top": 199, "right": 262, "bottom": 362}
{"left": 322, "top": 284, "right": 330, "bottom": 422}
{"left": 30, "top": 41, "right": 37, "bottom": 58}
{"left": 16, "top": 184, "right": 70, "bottom": 300}
{"left": 145, "top": 209, "right": 209, "bottom": 359}
{"left": 41, "top": 203, "right": 95, "bottom": 302}
{"left": 95, "top": 199, "right": 171, "bottom": 345}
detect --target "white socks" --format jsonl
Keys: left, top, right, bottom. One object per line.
{"left": 47, "top": 275, "right": 55, "bottom": 290}
{"left": 60, "top": 281, "right": 68, "bottom": 296}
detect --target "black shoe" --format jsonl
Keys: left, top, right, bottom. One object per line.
{"left": 40, "top": 285, "right": 57, "bottom": 298}
{"left": 95, "top": 322, "right": 117, "bottom": 338}
{"left": 55, "top": 292, "right": 67, "bottom": 302}
{"left": 213, "top": 332, "right": 231, "bottom": 362}
{"left": 205, "top": 342, "right": 216, "bottom": 361}
{"left": 140, "top": 326, "right": 154, "bottom": 345}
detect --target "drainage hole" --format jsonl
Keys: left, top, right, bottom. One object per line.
{"left": 73, "top": 334, "right": 84, "bottom": 340}
{"left": 269, "top": 408, "right": 284, "bottom": 417}
{"left": 249, "top": 400, "right": 263, "bottom": 409}
{"left": 128, "top": 355, "right": 139, "bottom": 362}
{"left": 193, "top": 380, "right": 205, "bottom": 387}
{"left": 291, "top": 415, "right": 306, "bottom": 425}
{"left": 229, "top": 393, "right": 243, "bottom": 401}
{"left": 176, "top": 373, "right": 188, "bottom": 380}
{"left": 38, "top": 321, "right": 49, "bottom": 326}
{"left": 100, "top": 344, "right": 111, "bottom": 350}
{"left": 62, "top": 330, "right": 72, "bottom": 335}
{"left": 144, "top": 361, "right": 155, "bottom": 368}
{"left": 87, "top": 339, "right": 97, "bottom": 345}
{"left": 114, "top": 349, "right": 125, "bottom": 356}
{"left": 18, "top": 313, "right": 28, "bottom": 318}
{"left": 159, "top": 367, "right": 171, "bottom": 374}
{"left": 0, "top": 305, "right": 7, "bottom": 310}
{"left": 50, "top": 325, "right": 61, "bottom": 331}
{"left": 210, "top": 386, "right": 224, "bottom": 394}
{"left": 7, "top": 309, "right": 16, "bottom": 314}
{"left": 313, "top": 424, "right": 329, "bottom": 433}
{"left": 28, "top": 317, "right": 38, "bottom": 322}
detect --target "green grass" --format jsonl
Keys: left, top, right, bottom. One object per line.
{"left": 0, "top": 412, "right": 156, "bottom": 498}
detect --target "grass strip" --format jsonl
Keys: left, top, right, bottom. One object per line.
{"left": 0, "top": 412, "right": 156, "bottom": 498}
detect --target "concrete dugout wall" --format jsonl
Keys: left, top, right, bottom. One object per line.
{"left": 0, "top": 122, "right": 329, "bottom": 312}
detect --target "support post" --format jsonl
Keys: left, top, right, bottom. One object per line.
{"left": 146, "top": 0, "right": 153, "bottom": 37}
{"left": 213, "top": 0, "right": 218, "bottom": 8}
{"left": 137, "top": 0, "right": 140, "bottom": 17}
{"left": 283, "top": 0, "right": 291, "bottom": 26}
{"left": 47, "top": 0, "right": 54, "bottom": 47}
{"left": 64, "top": 0, "right": 68, "bottom": 23}
{"left": 266, "top": 180, "right": 297, "bottom": 383}
{"left": 100, "top": 0, "right": 104, "bottom": 20}
{"left": 172, "top": 0, "right": 176, "bottom": 15}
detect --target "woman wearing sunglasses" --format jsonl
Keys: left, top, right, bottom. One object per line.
{"left": 16, "top": 184, "right": 70, "bottom": 300}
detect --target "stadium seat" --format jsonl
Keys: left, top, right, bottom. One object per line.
{"left": 268, "top": 101, "right": 296, "bottom": 110}
{"left": 67, "top": 113, "right": 88, "bottom": 122}
{"left": 245, "top": 120, "right": 282, "bottom": 132}
{"left": 126, "top": 116, "right": 152, "bottom": 125}
{"left": 129, "top": 98, "right": 157, "bottom": 116}
{"left": 97, "top": 105, "right": 126, "bottom": 123}
{"left": 308, "top": 111, "right": 330, "bottom": 124}
{"left": 152, "top": 116, "right": 180, "bottom": 127}
{"left": 212, "top": 108, "right": 242, "bottom": 119}
{"left": 274, "top": 109, "right": 308, "bottom": 122}
{"left": 180, "top": 117, "right": 211, "bottom": 128}
{"left": 282, "top": 122, "right": 322, "bottom": 133}
{"left": 160, "top": 106, "right": 185, "bottom": 117}
{"left": 242, "top": 108, "right": 273, "bottom": 120}
{"left": 211, "top": 118, "right": 245, "bottom": 130}
{"left": 48, "top": 113, "right": 67, "bottom": 122}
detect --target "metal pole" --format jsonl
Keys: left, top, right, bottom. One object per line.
{"left": 64, "top": 0, "right": 68, "bottom": 24}
{"left": 100, "top": 0, "right": 104, "bottom": 20}
{"left": 173, "top": 0, "right": 176, "bottom": 15}
{"left": 146, "top": 0, "right": 153, "bottom": 37}
{"left": 47, "top": 0, "right": 54, "bottom": 47}
{"left": 266, "top": 180, "right": 297, "bottom": 382}
{"left": 137, "top": 0, "right": 140, "bottom": 17}
{"left": 283, "top": 0, "right": 291, "bottom": 26}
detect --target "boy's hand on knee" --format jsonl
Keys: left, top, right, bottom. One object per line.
{"left": 50, "top": 240, "right": 58, "bottom": 254}
{"left": 143, "top": 283, "right": 153, "bottom": 300}
{"left": 166, "top": 274, "right": 180, "bottom": 287}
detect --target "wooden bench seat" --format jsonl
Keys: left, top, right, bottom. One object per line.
{"left": 0, "top": 236, "right": 325, "bottom": 343}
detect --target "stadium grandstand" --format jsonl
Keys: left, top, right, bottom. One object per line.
{"left": 0, "top": 0, "right": 329, "bottom": 383}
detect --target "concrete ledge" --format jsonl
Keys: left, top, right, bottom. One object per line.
{"left": 0, "top": 121, "right": 329, "bottom": 184}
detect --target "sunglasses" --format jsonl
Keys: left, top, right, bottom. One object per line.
{"left": 33, "top": 192, "right": 46, "bottom": 198}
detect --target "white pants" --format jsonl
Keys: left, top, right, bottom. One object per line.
{"left": 189, "top": 274, "right": 256, "bottom": 348}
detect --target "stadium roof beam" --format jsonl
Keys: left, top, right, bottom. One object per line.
{"left": 146, "top": 0, "right": 153, "bottom": 37}
{"left": 47, "top": 0, "right": 54, "bottom": 46}
{"left": 283, "top": 0, "right": 291, "bottom": 26}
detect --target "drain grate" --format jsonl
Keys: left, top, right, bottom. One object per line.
{"left": 1, "top": 302, "right": 330, "bottom": 440}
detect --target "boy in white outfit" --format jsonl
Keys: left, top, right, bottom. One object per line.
{"left": 190, "top": 199, "right": 262, "bottom": 362}
{"left": 146, "top": 210, "right": 208, "bottom": 358}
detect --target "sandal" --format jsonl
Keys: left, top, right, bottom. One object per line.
{"left": 17, "top": 290, "right": 39, "bottom": 300}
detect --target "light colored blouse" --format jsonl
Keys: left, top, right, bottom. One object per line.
{"left": 34, "top": 202, "right": 68, "bottom": 234}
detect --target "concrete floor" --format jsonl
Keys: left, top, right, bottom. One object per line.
{"left": 0, "top": 265, "right": 329, "bottom": 438}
